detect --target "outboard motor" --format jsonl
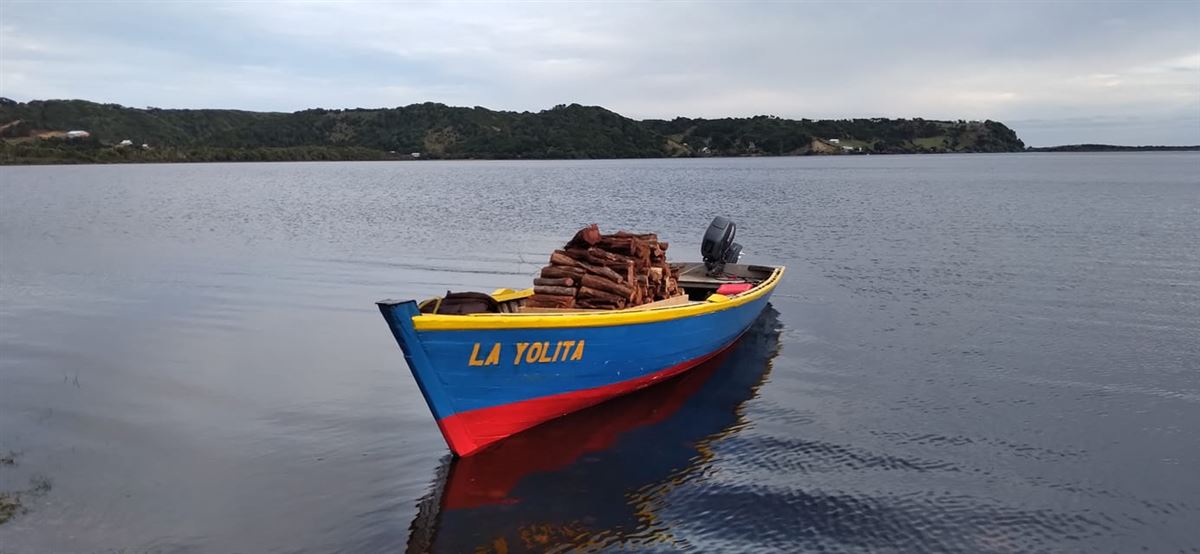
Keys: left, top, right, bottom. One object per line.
{"left": 701, "top": 216, "right": 743, "bottom": 276}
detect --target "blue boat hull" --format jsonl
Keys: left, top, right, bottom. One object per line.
{"left": 378, "top": 265, "right": 783, "bottom": 456}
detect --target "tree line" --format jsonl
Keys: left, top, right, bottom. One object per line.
{"left": 0, "top": 98, "right": 1027, "bottom": 164}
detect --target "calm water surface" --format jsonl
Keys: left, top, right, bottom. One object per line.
{"left": 1, "top": 154, "right": 1198, "bottom": 552}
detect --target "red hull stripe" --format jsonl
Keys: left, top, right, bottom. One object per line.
{"left": 437, "top": 338, "right": 740, "bottom": 457}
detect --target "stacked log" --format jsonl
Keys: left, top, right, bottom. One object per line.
{"left": 525, "top": 224, "right": 682, "bottom": 310}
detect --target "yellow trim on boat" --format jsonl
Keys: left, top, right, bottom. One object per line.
{"left": 412, "top": 266, "right": 784, "bottom": 331}
{"left": 490, "top": 287, "right": 534, "bottom": 303}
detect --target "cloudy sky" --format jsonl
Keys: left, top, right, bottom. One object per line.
{"left": 2, "top": 1, "right": 1197, "bottom": 146}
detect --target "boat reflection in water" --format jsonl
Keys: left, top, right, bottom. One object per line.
{"left": 405, "top": 307, "right": 783, "bottom": 553}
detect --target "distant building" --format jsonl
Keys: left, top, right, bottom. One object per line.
{"left": 65, "top": 130, "right": 90, "bottom": 139}
{"left": 410, "top": 152, "right": 421, "bottom": 159}
{"left": 827, "top": 138, "right": 841, "bottom": 145}
{"left": 141, "top": 143, "right": 151, "bottom": 150}
{"left": 117, "top": 139, "right": 133, "bottom": 147}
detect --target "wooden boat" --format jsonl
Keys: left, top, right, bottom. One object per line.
{"left": 377, "top": 219, "right": 784, "bottom": 457}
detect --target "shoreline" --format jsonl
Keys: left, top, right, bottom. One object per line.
{"left": 3, "top": 148, "right": 1198, "bottom": 167}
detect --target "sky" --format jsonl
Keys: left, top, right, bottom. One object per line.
{"left": 1, "top": 1, "right": 1197, "bottom": 146}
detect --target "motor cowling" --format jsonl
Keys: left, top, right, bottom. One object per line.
{"left": 701, "top": 216, "right": 743, "bottom": 276}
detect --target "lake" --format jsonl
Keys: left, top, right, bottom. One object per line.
{"left": 1, "top": 153, "right": 1198, "bottom": 552}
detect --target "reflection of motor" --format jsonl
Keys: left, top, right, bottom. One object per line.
{"left": 701, "top": 216, "right": 743, "bottom": 276}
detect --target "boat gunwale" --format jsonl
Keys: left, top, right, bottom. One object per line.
{"left": 381, "top": 265, "right": 785, "bottom": 331}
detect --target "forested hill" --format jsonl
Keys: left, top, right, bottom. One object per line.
{"left": 0, "top": 98, "right": 1026, "bottom": 164}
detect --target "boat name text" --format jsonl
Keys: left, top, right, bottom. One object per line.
{"left": 468, "top": 340, "right": 586, "bottom": 366}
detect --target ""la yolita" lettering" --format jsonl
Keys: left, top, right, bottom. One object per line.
{"left": 468, "top": 340, "right": 585, "bottom": 366}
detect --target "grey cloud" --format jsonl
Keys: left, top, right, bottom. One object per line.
{"left": 1, "top": 0, "right": 1197, "bottom": 145}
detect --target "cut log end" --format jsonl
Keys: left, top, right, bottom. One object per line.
{"left": 567, "top": 224, "right": 602, "bottom": 248}
{"left": 533, "top": 276, "right": 575, "bottom": 288}
{"left": 533, "top": 285, "right": 577, "bottom": 297}
{"left": 525, "top": 294, "right": 576, "bottom": 309}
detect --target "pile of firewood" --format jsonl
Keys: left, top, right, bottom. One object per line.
{"left": 526, "top": 224, "right": 682, "bottom": 310}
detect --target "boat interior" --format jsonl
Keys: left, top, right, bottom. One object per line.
{"left": 417, "top": 263, "right": 778, "bottom": 315}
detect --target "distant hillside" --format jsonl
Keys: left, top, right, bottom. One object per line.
{"left": 0, "top": 98, "right": 1027, "bottom": 164}
{"left": 643, "top": 116, "right": 1024, "bottom": 156}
